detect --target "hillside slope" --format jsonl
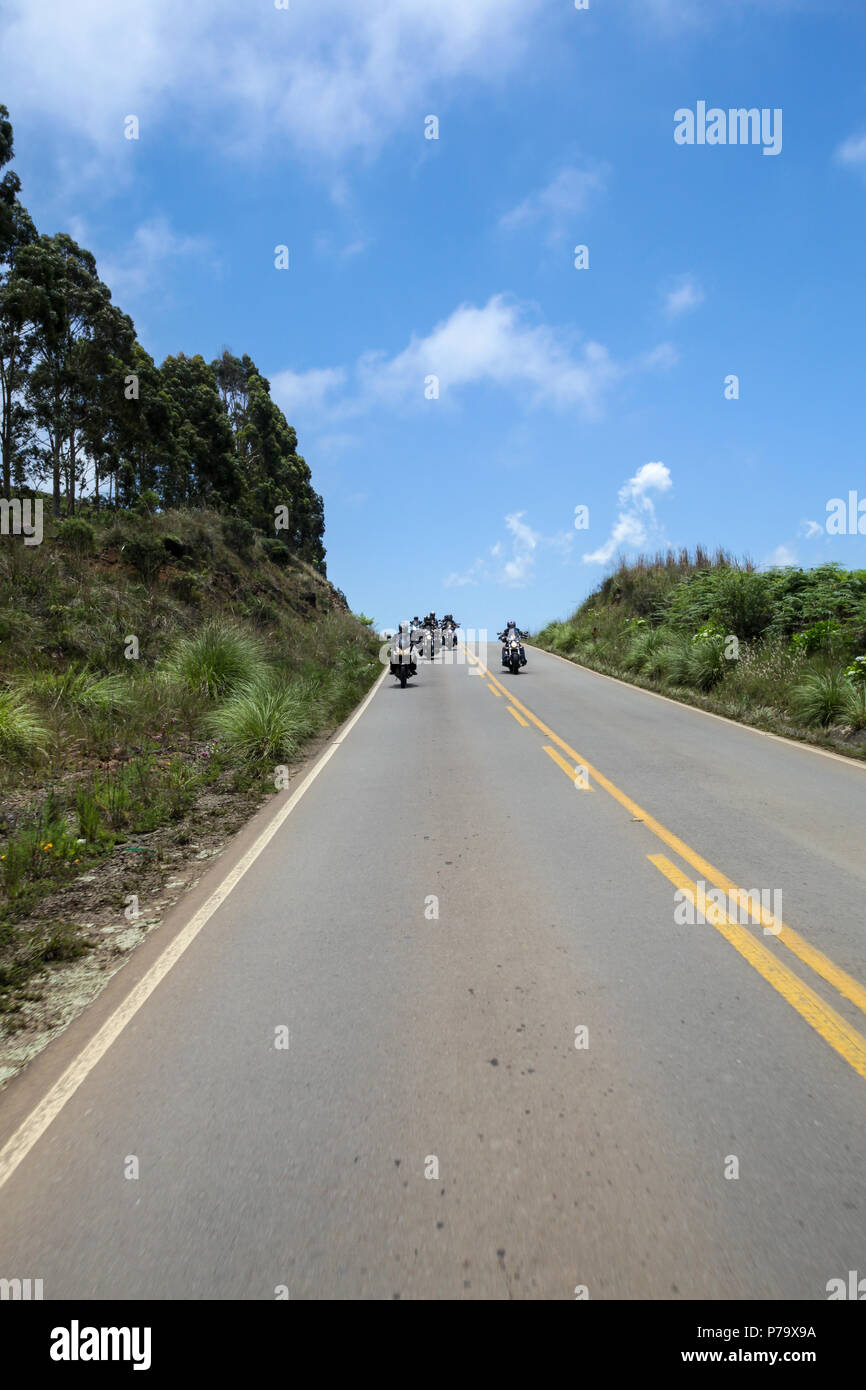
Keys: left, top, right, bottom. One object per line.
{"left": 0, "top": 503, "right": 379, "bottom": 1080}
{"left": 534, "top": 550, "right": 866, "bottom": 758}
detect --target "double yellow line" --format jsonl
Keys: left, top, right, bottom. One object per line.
{"left": 468, "top": 646, "right": 866, "bottom": 1079}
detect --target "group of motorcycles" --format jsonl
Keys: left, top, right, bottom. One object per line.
{"left": 388, "top": 613, "right": 459, "bottom": 687}
{"left": 388, "top": 613, "right": 527, "bottom": 687}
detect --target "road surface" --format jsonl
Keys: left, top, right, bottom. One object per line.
{"left": 1, "top": 643, "right": 865, "bottom": 1299}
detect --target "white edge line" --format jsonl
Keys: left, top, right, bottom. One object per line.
{"left": 0, "top": 668, "right": 387, "bottom": 1193}
{"left": 527, "top": 643, "right": 866, "bottom": 772}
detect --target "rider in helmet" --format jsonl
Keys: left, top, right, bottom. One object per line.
{"left": 499, "top": 620, "right": 527, "bottom": 666}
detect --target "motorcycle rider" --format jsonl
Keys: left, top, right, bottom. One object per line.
{"left": 390, "top": 621, "right": 417, "bottom": 685}
{"left": 499, "top": 620, "right": 527, "bottom": 666}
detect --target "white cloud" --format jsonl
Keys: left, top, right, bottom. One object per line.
{"left": 356, "top": 294, "right": 655, "bottom": 416}
{"left": 800, "top": 519, "right": 824, "bottom": 539}
{"left": 446, "top": 510, "right": 572, "bottom": 589}
{"left": 3, "top": 0, "right": 542, "bottom": 166}
{"left": 98, "top": 217, "right": 212, "bottom": 302}
{"left": 270, "top": 366, "right": 348, "bottom": 417}
{"left": 500, "top": 165, "right": 608, "bottom": 243}
{"left": 270, "top": 295, "right": 675, "bottom": 430}
{"left": 583, "top": 461, "right": 673, "bottom": 566}
{"left": 664, "top": 274, "right": 704, "bottom": 318}
{"left": 835, "top": 133, "right": 866, "bottom": 168}
{"left": 766, "top": 544, "right": 796, "bottom": 567}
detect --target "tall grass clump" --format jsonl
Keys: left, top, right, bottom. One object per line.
{"left": 789, "top": 669, "right": 851, "bottom": 727}
{"left": 164, "top": 620, "right": 269, "bottom": 699}
{"left": 27, "top": 668, "right": 134, "bottom": 713}
{"left": 842, "top": 680, "right": 866, "bottom": 731}
{"left": 207, "top": 679, "right": 313, "bottom": 762}
{"left": 0, "top": 689, "right": 49, "bottom": 756}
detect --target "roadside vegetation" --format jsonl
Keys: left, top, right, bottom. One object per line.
{"left": 534, "top": 549, "right": 866, "bottom": 756}
{"left": 0, "top": 506, "right": 379, "bottom": 1022}
{"left": 0, "top": 106, "right": 379, "bottom": 1042}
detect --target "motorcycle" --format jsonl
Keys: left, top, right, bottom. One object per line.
{"left": 441, "top": 618, "right": 459, "bottom": 649}
{"left": 389, "top": 635, "right": 417, "bottom": 687}
{"left": 500, "top": 630, "right": 526, "bottom": 674}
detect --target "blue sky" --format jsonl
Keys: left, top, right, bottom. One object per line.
{"left": 4, "top": 0, "right": 866, "bottom": 632}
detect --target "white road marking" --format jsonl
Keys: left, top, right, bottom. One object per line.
{"left": 0, "top": 669, "right": 387, "bottom": 1193}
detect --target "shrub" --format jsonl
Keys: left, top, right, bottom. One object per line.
{"left": 791, "top": 619, "right": 844, "bottom": 656}
{"left": 624, "top": 627, "right": 668, "bottom": 677}
{"left": 843, "top": 681, "right": 866, "bottom": 731}
{"left": 0, "top": 690, "right": 49, "bottom": 755}
{"left": 659, "top": 633, "right": 694, "bottom": 686}
{"left": 169, "top": 572, "right": 205, "bottom": 605}
{"left": 55, "top": 517, "right": 95, "bottom": 555}
{"left": 687, "top": 632, "right": 727, "bottom": 691}
{"left": 208, "top": 680, "right": 312, "bottom": 762}
{"left": 133, "top": 489, "right": 160, "bottom": 516}
{"left": 261, "top": 537, "right": 292, "bottom": 567}
{"left": 164, "top": 621, "right": 269, "bottom": 699}
{"left": 790, "top": 669, "right": 851, "bottom": 726}
{"left": 161, "top": 534, "right": 190, "bottom": 559}
{"left": 28, "top": 669, "right": 134, "bottom": 713}
{"left": 122, "top": 535, "right": 165, "bottom": 583}
{"left": 222, "top": 515, "right": 256, "bottom": 559}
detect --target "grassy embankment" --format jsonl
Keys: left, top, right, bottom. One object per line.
{"left": 0, "top": 504, "right": 380, "bottom": 1021}
{"left": 534, "top": 550, "right": 866, "bottom": 754}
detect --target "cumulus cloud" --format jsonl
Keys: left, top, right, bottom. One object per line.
{"left": 269, "top": 366, "right": 348, "bottom": 417}
{"left": 766, "top": 544, "right": 796, "bottom": 567}
{"left": 664, "top": 274, "right": 705, "bottom": 318}
{"left": 500, "top": 164, "right": 608, "bottom": 243}
{"left": 445, "top": 510, "right": 572, "bottom": 590}
{"left": 358, "top": 295, "right": 627, "bottom": 415}
{"left": 583, "top": 461, "right": 673, "bottom": 566}
{"left": 270, "top": 295, "right": 676, "bottom": 432}
{"left": 800, "top": 519, "right": 824, "bottom": 539}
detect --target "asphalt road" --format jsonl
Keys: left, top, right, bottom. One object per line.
{"left": 1, "top": 642, "right": 865, "bottom": 1300}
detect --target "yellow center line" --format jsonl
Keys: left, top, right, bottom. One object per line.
{"left": 543, "top": 744, "right": 593, "bottom": 789}
{"left": 648, "top": 855, "right": 866, "bottom": 1079}
{"left": 462, "top": 645, "right": 866, "bottom": 1021}
{"left": 487, "top": 682, "right": 502, "bottom": 698}
{"left": 507, "top": 705, "right": 529, "bottom": 727}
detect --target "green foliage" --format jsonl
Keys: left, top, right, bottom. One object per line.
{"left": 843, "top": 681, "right": 866, "bottom": 731}
{"left": 122, "top": 533, "right": 165, "bottom": 583}
{"left": 133, "top": 489, "right": 160, "bottom": 516}
{"left": 28, "top": 668, "right": 133, "bottom": 713}
{"left": 221, "top": 514, "right": 256, "bottom": 558}
{"left": 55, "top": 516, "right": 95, "bottom": 555}
{"left": 164, "top": 620, "right": 269, "bottom": 699}
{"left": 789, "top": 669, "right": 851, "bottom": 727}
{"left": 0, "top": 804, "right": 81, "bottom": 911}
{"left": 658, "top": 632, "right": 694, "bottom": 686}
{"left": 261, "top": 537, "right": 291, "bottom": 566}
{"left": 208, "top": 679, "right": 312, "bottom": 763}
{"left": 791, "top": 620, "right": 844, "bottom": 655}
{"left": 535, "top": 552, "right": 866, "bottom": 749}
{"left": 687, "top": 631, "right": 727, "bottom": 691}
{"left": 0, "top": 688, "right": 48, "bottom": 754}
